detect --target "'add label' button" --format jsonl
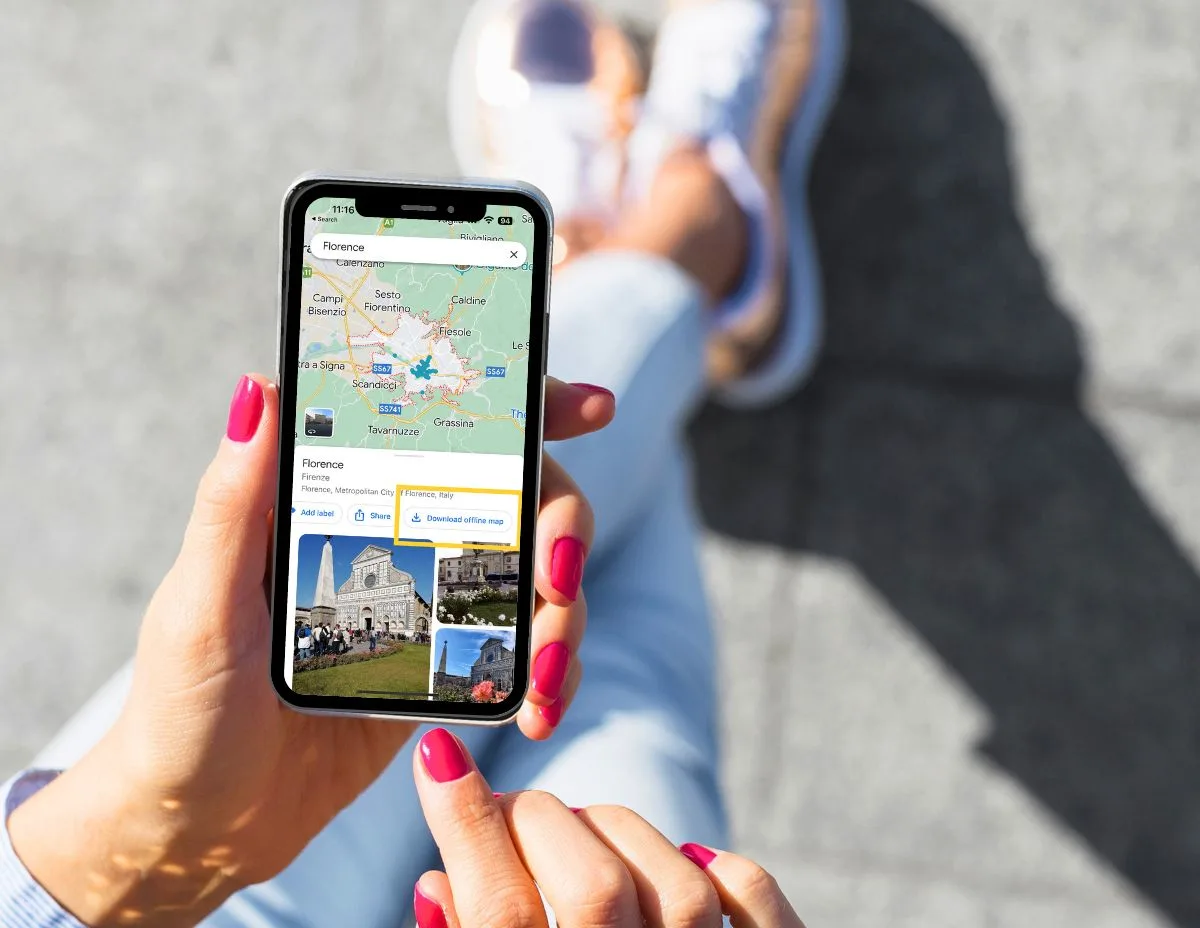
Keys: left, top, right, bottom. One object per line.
{"left": 293, "top": 503, "right": 342, "bottom": 524}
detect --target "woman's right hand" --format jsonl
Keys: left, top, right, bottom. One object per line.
{"left": 410, "top": 728, "right": 805, "bottom": 928}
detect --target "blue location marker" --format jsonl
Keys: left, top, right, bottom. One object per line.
{"left": 410, "top": 355, "right": 438, "bottom": 381}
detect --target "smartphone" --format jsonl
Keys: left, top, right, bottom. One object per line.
{"left": 270, "top": 175, "right": 552, "bottom": 723}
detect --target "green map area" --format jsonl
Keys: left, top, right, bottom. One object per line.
{"left": 296, "top": 197, "right": 535, "bottom": 455}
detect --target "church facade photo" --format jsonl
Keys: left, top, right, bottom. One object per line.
{"left": 299, "top": 535, "right": 434, "bottom": 639}
{"left": 433, "top": 631, "right": 516, "bottom": 694}
{"left": 335, "top": 544, "right": 429, "bottom": 637}
{"left": 468, "top": 636, "right": 515, "bottom": 690}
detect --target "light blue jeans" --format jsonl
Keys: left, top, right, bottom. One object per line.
{"left": 35, "top": 252, "right": 725, "bottom": 928}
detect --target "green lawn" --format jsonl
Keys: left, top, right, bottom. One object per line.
{"left": 443, "top": 601, "right": 517, "bottom": 625}
{"left": 293, "top": 644, "right": 432, "bottom": 698}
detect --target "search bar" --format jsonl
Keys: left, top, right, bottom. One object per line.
{"left": 310, "top": 233, "right": 527, "bottom": 268}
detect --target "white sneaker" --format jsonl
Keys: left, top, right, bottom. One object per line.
{"left": 631, "top": 0, "right": 848, "bottom": 406}
{"left": 447, "top": 0, "right": 644, "bottom": 230}
{"left": 449, "top": 0, "right": 847, "bottom": 406}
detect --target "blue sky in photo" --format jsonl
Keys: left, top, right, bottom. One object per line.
{"left": 295, "top": 534, "right": 434, "bottom": 606}
{"left": 434, "top": 628, "right": 516, "bottom": 677}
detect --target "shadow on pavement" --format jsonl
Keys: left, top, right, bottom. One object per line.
{"left": 690, "top": 0, "right": 1200, "bottom": 923}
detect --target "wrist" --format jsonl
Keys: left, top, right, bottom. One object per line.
{"left": 7, "top": 731, "right": 250, "bottom": 927}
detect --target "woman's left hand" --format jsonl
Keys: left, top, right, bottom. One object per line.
{"left": 8, "top": 372, "right": 613, "bottom": 927}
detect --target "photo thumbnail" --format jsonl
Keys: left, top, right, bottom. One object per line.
{"left": 432, "top": 627, "right": 517, "bottom": 704}
{"left": 291, "top": 534, "right": 434, "bottom": 698}
{"left": 435, "top": 546, "right": 521, "bottom": 627}
{"left": 304, "top": 407, "right": 334, "bottom": 438}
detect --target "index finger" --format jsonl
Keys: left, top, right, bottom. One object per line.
{"left": 543, "top": 377, "right": 615, "bottom": 442}
{"left": 412, "top": 729, "right": 548, "bottom": 928}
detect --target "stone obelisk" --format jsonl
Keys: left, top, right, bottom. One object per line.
{"left": 310, "top": 535, "right": 338, "bottom": 628}
{"left": 434, "top": 640, "right": 449, "bottom": 687}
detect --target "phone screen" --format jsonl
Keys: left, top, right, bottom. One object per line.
{"left": 272, "top": 181, "right": 548, "bottom": 719}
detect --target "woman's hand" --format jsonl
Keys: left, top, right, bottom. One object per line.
{"left": 411, "top": 729, "right": 806, "bottom": 928}
{"left": 8, "top": 373, "right": 613, "bottom": 927}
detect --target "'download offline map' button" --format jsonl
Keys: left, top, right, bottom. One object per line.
{"left": 394, "top": 484, "right": 521, "bottom": 550}
{"left": 406, "top": 509, "right": 510, "bottom": 532}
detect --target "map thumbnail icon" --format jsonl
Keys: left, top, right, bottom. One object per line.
{"left": 305, "top": 407, "right": 335, "bottom": 438}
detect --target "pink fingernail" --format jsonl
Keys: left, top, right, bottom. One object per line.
{"left": 413, "top": 883, "right": 448, "bottom": 928}
{"left": 550, "top": 536, "right": 585, "bottom": 601}
{"left": 572, "top": 382, "right": 615, "bottom": 399}
{"left": 538, "top": 698, "right": 564, "bottom": 728}
{"left": 418, "top": 728, "right": 471, "bottom": 783}
{"left": 569, "top": 807, "right": 583, "bottom": 814}
{"left": 680, "top": 843, "right": 718, "bottom": 870}
{"left": 531, "top": 642, "right": 570, "bottom": 702}
{"left": 226, "top": 375, "right": 265, "bottom": 443}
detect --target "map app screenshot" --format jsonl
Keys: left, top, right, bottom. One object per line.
{"left": 282, "top": 196, "right": 539, "bottom": 707}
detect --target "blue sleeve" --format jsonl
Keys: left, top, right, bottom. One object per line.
{"left": 0, "top": 770, "right": 86, "bottom": 928}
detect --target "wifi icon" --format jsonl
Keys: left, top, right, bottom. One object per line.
{"left": 484, "top": 216, "right": 494, "bottom": 224}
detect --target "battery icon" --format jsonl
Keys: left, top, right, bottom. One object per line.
{"left": 497, "top": 215, "right": 513, "bottom": 225}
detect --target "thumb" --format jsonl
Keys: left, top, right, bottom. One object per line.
{"left": 175, "top": 374, "right": 279, "bottom": 626}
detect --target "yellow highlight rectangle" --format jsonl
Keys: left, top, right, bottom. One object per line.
{"left": 392, "top": 484, "right": 522, "bottom": 551}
